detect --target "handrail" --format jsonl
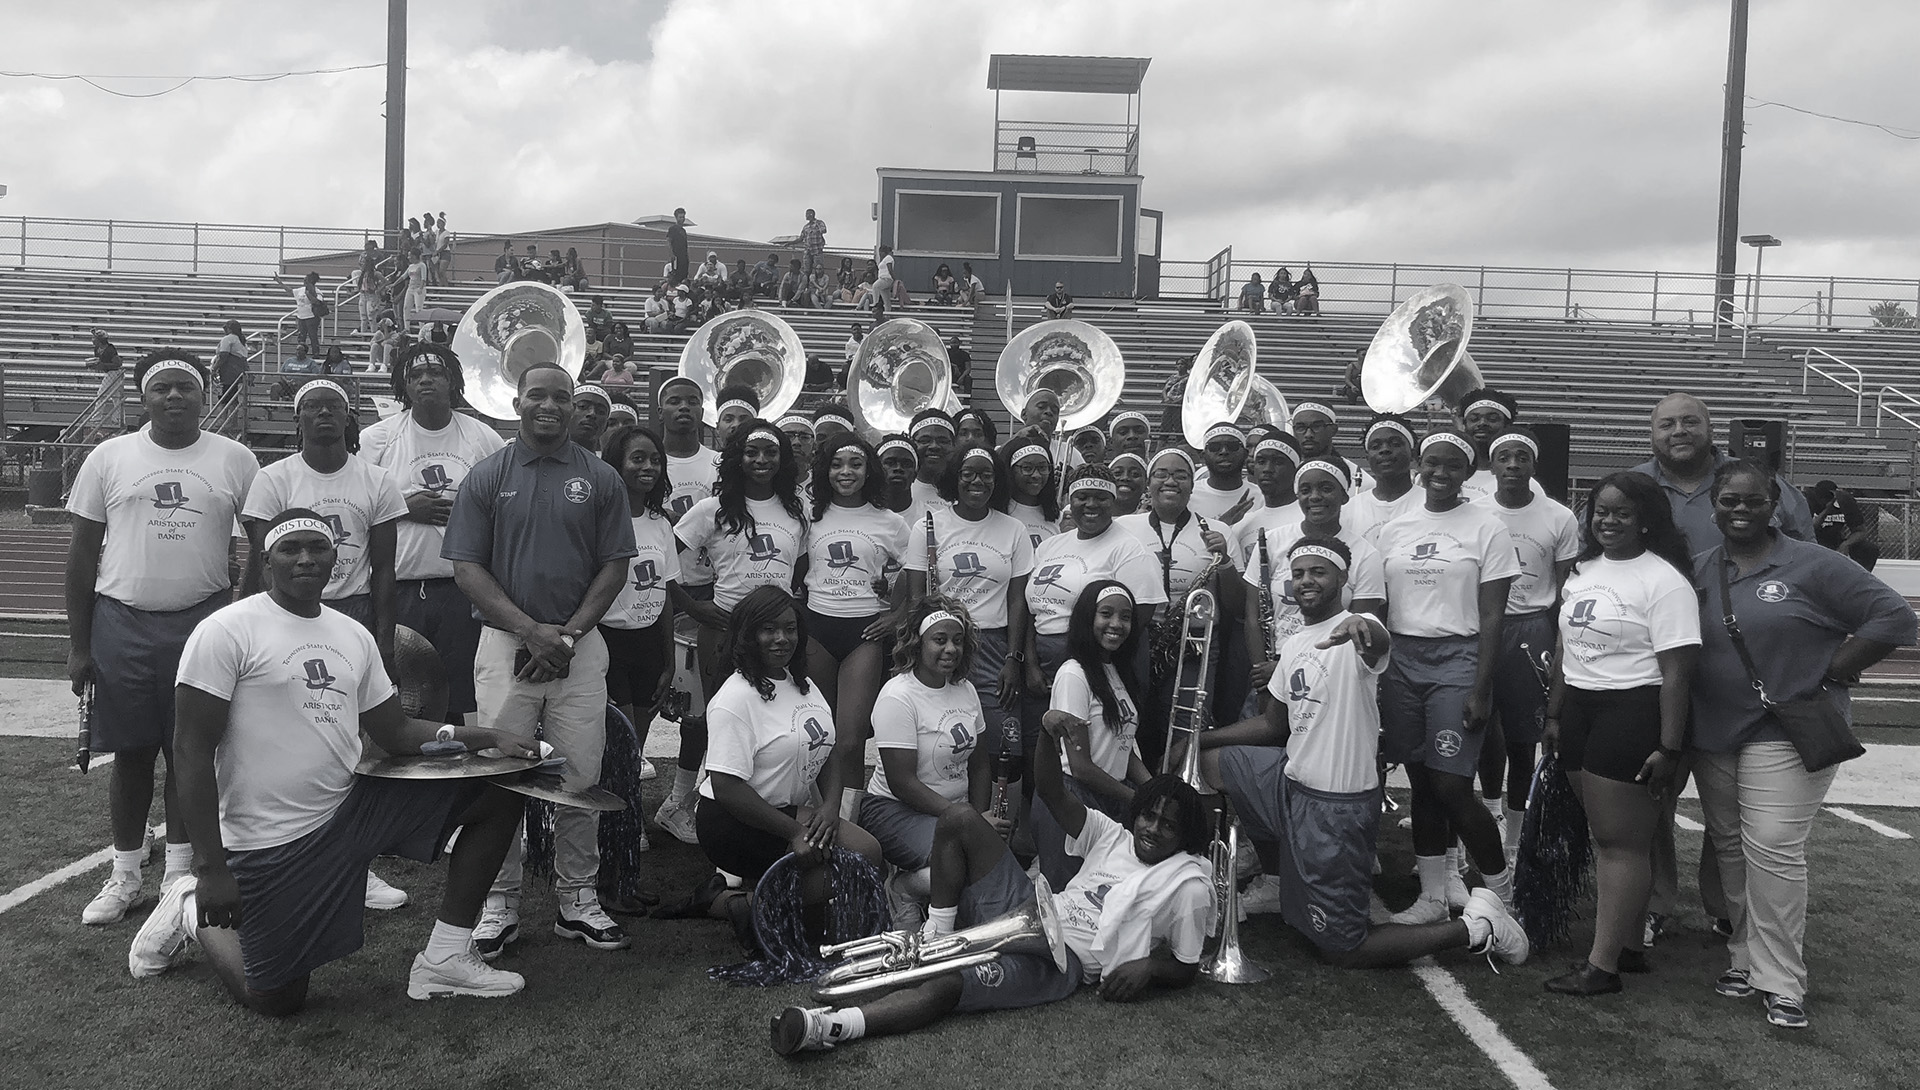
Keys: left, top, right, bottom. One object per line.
{"left": 1875, "top": 385, "right": 1920, "bottom": 437}
{"left": 1801, "top": 347, "right": 1865, "bottom": 426}
{"left": 1715, "top": 300, "right": 1752, "bottom": 357}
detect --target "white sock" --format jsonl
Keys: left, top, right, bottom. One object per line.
{"left": 1414, "top": 855, "right": 1449, "bottom": 903}
{"left": 113, "top": 848, "right": 144, "bottom": 877}
{"left": 1504, "top": 807, "right": 1527, "bottom": 856}
{"left": 1481, "top": 794, "right": 1503, "bottom": 819}
{"left": 671, "top": 768, "right": 697, "bottom": 802}
{"left": 924, "top": 905, "right": 958, "bottom": 937}
{"left": 1482, "top": 864, "right": 1513, "bottom": 907}
{"left": 425, "top": 919, "right": 473, "bottom": 962}
{"left": 163, "top": 842, "right": 194, "bottom": 877}
{"left": 1445, "top": 844, "right": 1466, "bottom": 878}
{"left": 826, "top": 1007, "right": 867, "bottom": 1043}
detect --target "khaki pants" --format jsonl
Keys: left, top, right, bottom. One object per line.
{"left": 1694, "top": 742, "right": 1836, "bottom": 999}
{"left": 475, "top": 626, "right": 610, "bottom": 899}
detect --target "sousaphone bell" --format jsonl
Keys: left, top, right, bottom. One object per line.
{"left": 677, "top": 310, "right": 806, "bottom": 427}
{"left": 846, "top": 317, "right": 954, "bottom": 441}
{"left": 994, "top": 319, "right": 1125, "bottom": 433}
{"left": 1236, "top": 374, "right": 1291, "bottom": 433}
{"left": 1361, "top": 283, "right": 1485, "bottom": 414}
{"left": 1181, "top": 320, "right": 1258, "bottom": 448}
{"left": 450, "top": 281, "right": 588, "bottom": 421}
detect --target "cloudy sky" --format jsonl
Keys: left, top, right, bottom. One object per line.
{"left": 5, "top": 0, "right": 1917, "bottom": 291}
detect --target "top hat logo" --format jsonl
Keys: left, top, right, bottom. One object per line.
{"left": 950, "top": 551, "right": 988, "bottom": 580}
{"left": 322, "top": 513, "right": 354, "bottom": 549}
{"left": 1412, "top": 542, "right": 1441, "bottom": 561}
{"left": 1278, "top": 576, "right": 1297, "bottom": 606}
{"left": 947, "top": 723, "right": 976, "bottom": 756}
{"left": 1287, "top": 667, "right": 1316, "bottom": 704}
{"left": 151, "top": 481, "right": 201, "bottom": 514}
{"left": 631, "top": 559, "right": 660, "bottom": 593}
{"left": 1756, "top": 581, "right": 1789, "bottom": 603}
{"left": 1567, "top": 599, "right": 1599, "bottom": 629}
{"left": 747, "top": 533, "right": 781, "bottom": 563}
{"left": 802, "top": 716, "right": 831, "bottom": 750}
{"left": 301, "top": 657, "right": 346, "bottom": 697}
{"left": 825, "top": 540, "right": 865, "bottom": 573}
{"left": 1032, "top": 563, "right": 1065, "bottom": 588}
{"left": 420, "top": 463, "right": 452, "bottom": 492}
{"left": 563, "top": 477, "right": 592, "bottom": 504}
{"left": 670, "top": 494, "right": 698, "bottom": 518}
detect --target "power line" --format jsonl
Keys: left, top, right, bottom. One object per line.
{"left": 0, "top": 62, "right": 384, "bottom": 99}
{"left": 1746, "top": 95, "right": 1920, "bottom": 140}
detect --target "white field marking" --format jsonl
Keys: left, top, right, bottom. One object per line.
{"left": 0, "top": 847, "right": 113, "bottom": 915}
{"left": 1412, "top": 962, "right": 1557, "bottom": 1090}
{"left": 0, "top": 631, "right": 67, "bottom": 639}
{"left": 1825, "top": 806, "right": 1913, "bottom": 840}
{"left": 1674, "top": 814, "right": 1705, "bottom": 832}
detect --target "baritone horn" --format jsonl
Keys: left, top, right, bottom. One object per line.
{"left": 846, "top": 317, "right": 953, "bottom": 441}
{"left": 677, "top": 309, "right": 806, "bottom": 427}
{"left": 1360, "top": 283, "right": 1485, "bottom": 414}
{"left": 452, "top": 281, "right": 588, "bottom": 420}
{"left": 811, "top": 875, "right": 1068, "bottom": 1002}
{"left": 1181, "top": 320, "right": 1258, "bottom": 448}
{"left": 994, "top": 319, "right": 1125, "bottom": 433}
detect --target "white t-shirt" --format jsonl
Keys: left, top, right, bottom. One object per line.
{"left": 1115, "top": 511, "right": 1228, "bottom": 605}
{"left": 1472, "top": 491, "right": 1581, "bottom": 615}
{"left": 289, "top": 285, "right": 315, "bottom": 320}
{"left": 602, "top": 511, "right": 682, "bottom": 629}
{"left": 698, "top": 672, "right": 837, "bottom": 809}
{"left": 1053, "top": 811, "right": 1211, "bottom": 981}
{"left": 1267, "top": 610, "right": 1389, "bottom": 794}
{"left": 1242, "top": 518, "right": 1387, "bottom": 645}
{"left": 176, "top": 594, "right": 395, "bottom": 851}
{"left": 667, "top": 446, "right": 720, "bottom": 586}
{"left": 1049, "top": 659, "right": 1139, "bottom": 781}
{"left": 243, "top": 453, "right": 409, "bottom": 600}
{"left": 1557, "top": 552, "right": 1702, "bottom": 690}
{"left": 66, "top": 427, "right": 257, "bottom": 612}
{"left": 1026, "top": 526, "right": 1169, "bottom": 636}
{"left": 1459, "top": 469, "right": 1497, "bottom": 501}
{"left": 674, "top": 494, "right": 805, "bottom": 610}
{"left": 1376, "top": 502, "right": 1522, "bottom": 638}
{"left": 1347, "top": 487, "right": 1423, "bottom": 546}
{"left": 1008, "top": 500, "right": 1059, "bottom": 554}
{"left": 1188, "top": 479, "right": 1253, "bottom": 523}
{"left": 1231, "top": 501, "right": 1303, "bottom": 571}
{"left": 902, "top": 506, "right": 1034, "bottom": 630}
{"left": 358, "top": 411, "right": 507, "bottom": 581}
{"left": 910, "top": 479, "right": 944, "bottom": 513}
{"left": 866, "top": 673, "right": 983, "bottom": 804}
{"left": 805, "top": 503, "right": 910, "bottom": 618}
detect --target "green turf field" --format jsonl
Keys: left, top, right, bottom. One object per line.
{"left": 5, "top": 729, "right": 1917, "bottom": 1090}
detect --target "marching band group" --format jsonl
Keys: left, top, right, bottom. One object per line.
{"left": 65, "top": 288, "right": 1916, "bottom": 1048}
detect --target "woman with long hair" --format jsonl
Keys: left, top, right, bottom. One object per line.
{"left": 1375, "top": 431, "right": 1521, "bottom": 926}
{"left": 1541, "top": 470, "right": 1701, "bottom": 996}
{"left": 1021, "top": 465, "right": 1166, "bottom": 696}
{"left": 997, "top": 437, "right": 1061, "bottom": 552}
{"left": 1030, "top": 580, "right": 1150, "bottom": 888}
{"left": 598, "top": 424, "right": 680, "bottom": 793}
{"left": 696, "top": 587, "right": 883, "bottom": 933}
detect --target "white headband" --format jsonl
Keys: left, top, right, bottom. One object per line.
{"left": 1490, "top": 432, "right": 1539, "bottom": 457}
{"left": 142, "top": 360, "right": 204, "bottom": 390}
{"left": 918, "top": 610, "right": 963, "bottom": 635}
{"left": 1253, "top": 438, "right": 1300, "bottom": 462}
{"left": 814, "top": 411, "right": 855, "bottom": 430}
{"left": 1464, "top": 398, "right": 1513, "bottom": 420}
{"left": 263, "top": 517, "right": 334, "bottom": 552}
{"left": 1366, "top": 419, "right": 1416, "bottom": 447}
{"left": 1203, "top": 424, "right": 1246, "bottom": 446}
{"left": 609, "top": 403, "right": 638, "bottom": 420}
{"left": 1110, "top": 410, "right": 1149, "bottom": 429}
{"left": 877, "top": 438, "right": 917, "bottom": 459}
{"left": 910, "top": 417, "right": 955, "bottom": 436}
{"left": 1010, "top": 444, "right": 1051, "bottom": 465}
{"left": 1109, "top": 452, "right": 1146, "bottom": 470}
{"left": 1420, "top": 433, "right": 1477, "bottom": 460}
{"left": 1290, "top": 542, "right": 1349, "bottom": 571}
{"left": 1097, "top": 585, "right": 1135, "bottom": 606}
{"left": 574, "top": 385, "right": 612, "bottom": 406}
{"left": 1150, "top": 448, "right": 1198, "bottom": 476}
{"left": 1295, "top": 459, "right": 1350, "bottom": 491}
{"left": 1293, "top": 402, "right": 1336, "bottom": 424}
{"left": 717, "top": 398, "right": 757, "bottom": 417}
{"left": 961, "top": 448, "right": 996, "bottom": 467}
{"left": 745, "top": 426, "right": 783, "bottom": 446}
{"left": 776, "top": 414, "right": 814, "bottom": 432}
{"left": 293, "top": 379, "right": 350, "bottom": 410}
{"left": 1070, "top": 476, "right": 1118, "bottom": 496}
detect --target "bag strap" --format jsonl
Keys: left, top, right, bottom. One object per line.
{"left": 1715, "top": 551, "right": 1776, "bottom": 707}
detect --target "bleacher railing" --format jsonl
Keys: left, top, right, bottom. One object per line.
{"left": 1802, "top": 348, "right": 1866, "bottom": 426}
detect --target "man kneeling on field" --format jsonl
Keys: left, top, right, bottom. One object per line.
{"left": 128, "top": 508, "right": 540, "bottom": 1013}
{"left": 772, "top": 722, "right": 1213, "bottom": 1054}
{"left": 1189, "top": 536, "right": 1530, "bottom": 969}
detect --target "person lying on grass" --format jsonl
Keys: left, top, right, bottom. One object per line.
{"left": 127, "top": 508, "right": 540, "bottom": 1014}
{"left": 1181, "top": 535, "right": 1531, "bottom": 970}
{"left": 770, "top": 716, "right": 1213, "bottom": 1055}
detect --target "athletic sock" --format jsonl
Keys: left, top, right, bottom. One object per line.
{"left": 1504, "top": 807, "right": 1527, "bottom": 856}
{"left": 1445, "top": 845, "right": 1466, "bottom": 878}
{"left": 671, "top": 768, "right": 697, "bottom": 804}
{"left": 1480, "top": 794, "right": 1503, "bottom": 819}
{"left": 163, "top": 842, "right": 194, "bottom": 881}
{"left": 1482, "top": 864, "right": 1514, "bottom": 907}
{"left": 425, "top": 919, "right": 474, "bottom": 962}
{"left": 826, "top": 1007, "right": 867, "bottom": 1043}
{"left": 112, "top": 848, "right": 145, "bottom": 877}
{"left": 1414, "top": 855, "right": 1449, "bottom": 903}
{"left": 924, "top": 905, "right": 958, "bottom": 937}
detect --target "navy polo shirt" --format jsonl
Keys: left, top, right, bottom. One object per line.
{"left": 1628, "top": 451, "right": 1812, "bottom": 553}
{"left": 1690, "top": 534, "right": 1915, "bottom": 753}
{"left": 442, "top": 438, "right": 636, "bottom": 626}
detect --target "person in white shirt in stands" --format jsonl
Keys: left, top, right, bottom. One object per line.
{"left": 210, "top": 320, "right": 251, "bottom": 408}
{"left": 1470, "top": 426, "right": 1580, "bottom": 863}
{"left": 1349, "top": 413, "right": 1424, "bottom": 544}
{"left": 908, "top": 408, "right": 956, "bottom": 516}
{"left": 597, "top": 424, "right": 682, "bottom": 803}
{"left": 1189, "top": 537, "right": 1531, "bottom": 968}
{"left": 661, "top": 418, "right": 809, "bottom": 844}
{"left": 403, "top": 250, "right": 429, "bottom": 330}
{"left": 802, "top": 432, "right": 910, "bottom": 790}
{"left": 1188, "top": 423, "right": 1258, "bottom": 523}
{"left": 273, "top": 271, "right": 326, "bottom": 353}
{"left": 1023, "top": 465, "right": 1167, "bottom": 689}
{"left": 1375, "top": 431, "right": 1522, "bottom": 925}
{"left": 771, "top": 721, "right": 1212, "bottom": 1056}
{"left": 859, "top": 597, "right": 996, "bottom": 928}
{"left": 359, "top": 344, "right": 507, "bottom": 729}
{"left": 1455, "top": 388, "right": 1517, "bottom": 500}
{"left": 66, "top": 350, "right": 259, "bottom": 925}
{"left": 872, "top": 245, "right": 900, "bottom": 314}
{"left": 962, "top": 261, "right": 986, "bottom": 308}
{"left": 999, "top": 439, "right": 1061, "bottom": 553}
{"left": 131, "top": 509, "right": 536, "bottom": 1011}
{"left": 1541, "top": 471, "right": 1701, "bottom": 996}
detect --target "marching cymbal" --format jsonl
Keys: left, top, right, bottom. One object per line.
{"left": 494, "top": 776, "right": 627, "bottom": 812}
{"left": 355, "top": 750, "right": 541, "bottom": 780}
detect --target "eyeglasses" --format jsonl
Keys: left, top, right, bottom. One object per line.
{"left": 1715, "top": 493, "right": 1774, "bottom": 511}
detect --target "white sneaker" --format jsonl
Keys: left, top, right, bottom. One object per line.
{"left": 654, "top": 795, "right": 699, "bottom": 845}
{"left": 1388, "top": 896, "right": 1449, "bottom": 926}
{"left": 638, "top": 758, "right": 658, "bottom": 782}
{"left": 472, "top": 895, "right": 520, "bottom": 961}
{"left": 1240, "top": 874, "right": 1286, "bottom": 915}
{"left": 407, "top": 948, "right": 525, "bottom": 1000}
{"left": 771, "top": 1006, "right": 838, "bottom": 1055}
{"left": 129, "top": 876, "right": 196, "bottom": 977}
{"left": 365, "top": 869, "right": 410, "bottom": 910}
{"left": 83, "top": 870, "right": 143, "bottom": 925}
{"left": 1462, "top": 887, "right": 1530, "bottom": 966}
{"left": 1444, "top": 871, "right": 1471, "bottom": 912}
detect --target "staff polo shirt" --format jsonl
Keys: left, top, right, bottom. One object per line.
{"left": 442, "top": 437, "right": 636, "bottom": 626}
{"left": 1629, "top": 452, "right": 1813, "bottom": 552}
{"left": 1690, "top": 535, "right": 1916, "bottom": 753}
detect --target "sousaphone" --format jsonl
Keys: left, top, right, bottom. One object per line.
{"left": 1181, "top": 320, "right": 1259, "bottom": 447}
{"left": 1236, "top": 374, "right": 1291, "bottom": 433}
{"left": 994, "top": 319, "right": 1124, "bottom": 433}
{"left": 846, "top": 317, "right": 954, "bottom": 441}
{"left": 451, "top": 281, "right": 588, "bottom": 420}
{"left": 677, "top": 310, "right": 806, "bottom": 427}
{"left": 1361, "top": 283, "right": 1485, "bottom": 414}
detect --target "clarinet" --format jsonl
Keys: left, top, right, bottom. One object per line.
{"left": 924, "top": 510, "right": 939, "bottom": 596}
{"left": 1256, "top": 528, "right": 1278, "bottom": 658}
{"left": 987, "top": 715, "right": 1020, "bottom": 839}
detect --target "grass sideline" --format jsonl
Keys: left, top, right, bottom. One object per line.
{"left": 6, "top": 735, "right": 1918, "bottom": 1090}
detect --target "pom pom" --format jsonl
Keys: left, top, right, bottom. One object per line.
{"left": 1511, "top": 752, "right": 1592, "bottom": 950}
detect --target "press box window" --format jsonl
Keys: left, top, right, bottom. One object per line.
{"left": 894, "top": 192, "right": 1000, "bottom": 258}
{"left": 1015, "top": 195, "right": 1123, "bottom": 261}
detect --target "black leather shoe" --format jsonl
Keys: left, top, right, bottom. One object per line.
{"left": 1617, "top": 948, "right": 1650, "bottom": 974}
{"left": 1545, "top": 961, "right": 1622, "bottom": 995}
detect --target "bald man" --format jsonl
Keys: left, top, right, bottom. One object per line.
{"left": 1628, "top": 393, "right": 1811, "bottom": 552}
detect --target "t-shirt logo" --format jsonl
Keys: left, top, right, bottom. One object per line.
{"left": 748, "top": 533, "right": 781, "bottom": 563}
{"left": 1278, "top": 576, "right": 1297, "bottom": 606}
{"left": 1033, "top": 563, "right": 1065, "bottom": 587}
{"left": 801, "top": 716, "right": 831, "bottom": 750}
{"left": 151, "top": 481, "right": 201, "bottom": 514}
{"left": 1029, "top": 532, "right": 1046, "bottom": 550}
{"left": 1412, "top": 542, "right": 1442, "bottom": 562}
{"left": 302, "top": 657, "right": 346, "bottom": 697}
{"left": 1567, "top": 598, "right": 1608, "bottom": 635}
{"left": 1756, "top": 581, "right": 1789, "bottom": 603}
{"left": 322, "top": 513, "right": 359, "bottom": 551}
{"left": 421, "top": 464, "right": 452, "bottom": 492}
{"left": 948, "top": 723, "right": 976, "bottom": 756}
{"left": 825, "top": 540, "right": 866, "bottom": 573}
{"left": 631, "top": 559, "right": 660, "bottom": 593}
{"left": 950, "top": 552, "right": 988, "bottom": 580}
{"left": 563, "top": 477, "right": 592, "bottom": 504}
{"left": 1287, "top": 667, "right": 1318, "bottom": 704}
{"left": 670, "top": 495, "right": 697, "bottom": 518}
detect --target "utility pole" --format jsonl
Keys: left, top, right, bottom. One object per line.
{"left": 383, "top": 0, "right": 407, "bottom": 249}
{"left": 1712, "top": 0, "right": 1749, "bottom": 333}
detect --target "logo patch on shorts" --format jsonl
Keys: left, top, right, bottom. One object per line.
{"left": 1433, "top": 729, "right": 1463, "bottom": 758}
{"left": 973, "top": 961, "right": 1004, "bottom": 988}
{"left": 1308, "top": 904, "right": 1329, "bottom": 933}
{"left": 1755, "top": 581, "right": 1789, "bottom": 603}
{"left": 563, "top": 477, "right": 592, "bottom": 503}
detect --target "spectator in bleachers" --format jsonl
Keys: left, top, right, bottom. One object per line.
{"left": 1270, "top": 266, "right": 1295, "bottom": 313}
{"left": 1335, "top": 347, "right": 1365, "bottom": 406}
{"left": 403, "top": 249, "right": 429, "bottom": 328}
{"left": 85, "top": 328, "right": 126, "bottom": 429}
{"left": 851, "top": 259, "right": 881, "bottom": 310}
{"left": 693, "top": 251, "right": 727, "bottom": 295}
{"left": 521, "top": 244, "right": 545, "bottom": 282}
{"left": 808, "top": 264, "right": 836, "bottom": 310}
{"left": 1806, "top": 480, "right": 1879, "bottom": 571}
{"left": 1160, "top": 354, "right": 1194, "bottom": 438}
{"left": 211, "top": 321, "right": 250, "bottom": 407}
{"left": 1043, "top": 281, "right": 1075, "bottom": 320}
{"left": 844, "top": 323, "right": 866, "bottom": 381}
{"left": 799, "top": 209, "right": 828, "bottom": 278}
{"left": 778, "top": 259, "right": 808, "bottom": 308}
{"left": 585, "top": 296, "right": 615, "bottom": 343}
{"left": 962, "top": 262, "right": 985, "bottom": 307}
{"left": 836, "top": 256, "right": 861, "bottom": 306}
{"left": 419, "top": 215, "right": 439, "bottom": 285}
{"left": 435, "top": 213, "right": 454, "bottom": 284}
{"left": 752, "top": 254, "right": 781, "bottom": 298}
{"left": 1296, "top": 264, "right": 1321, "bottom": 316}
{"left": 354, "top": 241, "right": 383, "bottom": 333}
{"left": 873, "top": 245, "right": 899, "bottom": 314}
{"left": 804, "top": 354, "right": 836, "bottom": 391}
{"left": 644, "top": 283, "right": 673, "bottom": 334}
{"left": 668, "top": 207, "right": 692, "bottom": 283}
{"left": 727, "top": 259, "right": 754, "bottom": 304}
{"left": 405, "top": 216, "right": 422, "bottom": 250}
{"left": 495, "top": 240, "right": 516, "bottom": 284}
{"left": 670, "top": 284, "right": 695, "bottom": 332}
{"left": 368, "top": 318, "right": 398, "bottom": 373}
{"left": 1238, "top": 274, "right": 1266, "bottom": 314}
{"left": 945, "top": 335, "right": 972, "bottom": 398}
{"left": 603, "top": 322, "right": 635, "bottom": 362}
{"left": 564, "top": 247, "right": 590, "bottom": 292}
{"left": 274, "top": 270, "right": 327, "bottom": 353}
{"left": 601, "top": 357, "right": 639, "bottom": 390}
{"left": 929, "top": 264, "right": 959, "bottom": 306}
{"left": 281, "top": 342, "right": 321, "bottom": 377}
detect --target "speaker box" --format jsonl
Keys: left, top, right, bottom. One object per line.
{"left": 1529, "top": 421, "right": 1572, "bottom": 503}
{"left": 1728, "top": 419, "right": 1787, "bottom": 473}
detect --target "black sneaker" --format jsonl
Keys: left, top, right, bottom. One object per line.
{"left": 1765, "top": 993, "right": 1808, "bottom": 1029}
{"left": 554, "top": 891, "right": 630, "bottom": 950}
{"left": 1715, "top": 967, "right": 1756, "bottom": 998}
{"left": 472, "top": 897, "right": 520, "bottom": 961}
{"left": 1711, "top": 916, "right": 1734, "bottom": 939}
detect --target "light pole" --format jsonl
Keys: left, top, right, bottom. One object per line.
{"left": 1742, "top": 234, "right": 1780, "bottom": 321}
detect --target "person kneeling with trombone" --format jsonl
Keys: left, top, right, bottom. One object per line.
{"left": 1183, "top": 536, "right": 1530, "bottom": 969}
{"left": 771, "top": 687, "right": 1213, "bottom": 1055}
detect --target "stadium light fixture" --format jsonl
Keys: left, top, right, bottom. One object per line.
{"left": 1741, "top": 234, "right": 1781, "bottom": 318}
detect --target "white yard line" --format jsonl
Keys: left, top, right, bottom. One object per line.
{"left": 0, "top": 847, "right": 113, "bottom": 915}
{"left": 1825, "top": 806, "right": 1913, "bottom": 840}
{"left": 1412, "top": 962, "right": 1557, "bottom": 1090}
{"left": 1674, "top": 814, "right": 1705, "bottom": 832}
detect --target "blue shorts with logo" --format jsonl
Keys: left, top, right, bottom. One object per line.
{"left": 953, "top": 848, "right": 1082, "bottom": 1012}
{"left": 1216, "top": 746, "right": 1377, "bottom": 955}
{"left": 1379, "top": 633, "right": 1484, "bottom": 776}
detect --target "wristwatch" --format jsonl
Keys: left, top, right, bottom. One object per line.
{"left": 1008, "top": 649, "right": 1028, "bottom": 664}
{"left": 559, "top": 631, "right": 577, "bottom": 650}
